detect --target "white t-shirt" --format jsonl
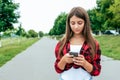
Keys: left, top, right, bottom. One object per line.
{"left": 60, "top": 45, "right": 92, "bottom": 80}
{"left": 70, "top": 44, "right": 82, "bottom": 54}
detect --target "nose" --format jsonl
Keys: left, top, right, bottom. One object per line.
{"left": 74, "top": 24, "right": 79, "bottom": 28}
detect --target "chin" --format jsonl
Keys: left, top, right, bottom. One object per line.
{"left": 74, "top": 32, "right": 81, "bottom": 35}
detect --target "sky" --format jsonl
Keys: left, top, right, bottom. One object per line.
{"left": 14, "top": 0, "right": 97, "bottom": 33}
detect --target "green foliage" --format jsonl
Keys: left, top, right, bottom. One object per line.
{"left": 16, "top": 24, "right": 27, "bottom": 37}
{"left": 109, "top": 0, "right": 120, "bottom": 31}
{"left": 88, "top": 0, "right": 120, "bottom": 34}
{"left": 97, "top": 0, "right": 113, "bottom": 13}
{"left": 49, "top": 12, "right": 67, "bottom": 35}
{"left": 48, "top": 0, "right": 120, "bottom": 35}
{"left": 0, "top": 0, "right": 20, "bottom": 32}
{"left": 88, "top": 9, "right": 103, "bottom": 32}
{"left": 27, "top": 29, "right": 38, "bottom": 38}
{"left": 97, "top": 0, "right": 114, "bottom": 30}
{"left": 38, "top": 31, "right": 44, "bottom": 37}
{"left": 2, "top": 29, "right": 13, "bottom": 37}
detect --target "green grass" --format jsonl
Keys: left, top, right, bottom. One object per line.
{"left": 95, "top": 35, "right": 120, "bottom": 60}
{"left": 0, "top": 37, "right": 40, "bottom": 67}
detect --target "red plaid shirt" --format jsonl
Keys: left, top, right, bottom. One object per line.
{"left": 54, "top": 41, "right": 101, "bottom": 76}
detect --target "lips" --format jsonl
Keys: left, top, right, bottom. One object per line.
{"left": 75, "top": 30, "right": 80, "bottom": 32}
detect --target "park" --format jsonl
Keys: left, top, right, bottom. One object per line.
{"left": 0, "top": 0, "right": 120, "bottom": 80}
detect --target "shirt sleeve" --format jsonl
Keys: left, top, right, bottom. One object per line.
{"left": 90, "top": 41, "right": 101, "bottom": 76}
{"left": 54, "top": 42, "right": 64, "bottom": 73}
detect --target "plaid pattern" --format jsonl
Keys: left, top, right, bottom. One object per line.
{"left": 54, "top": 41, "right": 101, "bottom": 76}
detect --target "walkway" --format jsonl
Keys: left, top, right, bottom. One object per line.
{"left": 0, "top": 37, "right": 58, "bottom": 80}
{"left": 0, "top": 37, "right": 120, "bottom": 80}
{"left": 93, "top": 56, "right": 120, "bottom": 80}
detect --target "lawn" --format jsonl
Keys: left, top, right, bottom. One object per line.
{"left": 0, "top": 37, "right": 40, "bottom": 67}
{"left": 95, "top": 35, "right": 120, "bottom": 60}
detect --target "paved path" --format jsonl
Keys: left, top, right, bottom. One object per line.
{"left": 0, "top": 37, "right": 58, "bottom": 80}
{"left": 93, "top": 56, "right": 120, "bottom": 80}
{"left": 0, "top": 37, "right": 120, "bottom": 80}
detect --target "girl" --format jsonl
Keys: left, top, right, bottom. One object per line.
{"left": 54, "top": 6, "right": 101, "bottom": 80}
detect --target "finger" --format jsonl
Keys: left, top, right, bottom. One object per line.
{"left": 66, "top": 53, "right": 73, "bottom": 57}
{"left": 74, "top": 56, "right": 82, "bottom": 61}
{"left": 78, "top": 54, "right": 84, "bottom": 58}
{"left": 66, "top": 53, "right": 69, "bottom": 56}
{"left": 73, "top": 59, "right": 83, "bottom": 63}
{"left": 74, "top": 61, "right": 83, "bottom": 66}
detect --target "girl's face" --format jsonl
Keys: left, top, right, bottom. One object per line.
{"left": 70, "top": 15, "right": 85, "bottom": 35}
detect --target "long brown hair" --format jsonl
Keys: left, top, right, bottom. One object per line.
{"left": 58, "top": 6, "right": 96, "bottom": 59}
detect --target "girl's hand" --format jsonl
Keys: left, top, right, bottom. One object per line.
{"left": 73, "top": 54, "right": 87, "bottom": 67}
{"left": 61, "top": 53, "right": 74, "bottom": 64}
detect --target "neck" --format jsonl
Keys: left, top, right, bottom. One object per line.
{"left": 73, "top": 34, "right": 83, "bottom": 38}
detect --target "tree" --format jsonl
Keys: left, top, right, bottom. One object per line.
{"left": 16, "top": 23, "right": 26, "bottom": 37}
{"left": 38, "top": 31, "right": 44, "bottom": 37}
{"left": 109, "top": 0, "right": 120, "bottom": 32}
{"left": 0, "top": 0, "right": 20, "bottom": 47}
{"left": 96, "top": 0, "right": 114, "bottom": 30}
{"left": 0, "top": 0, "right": 20, "bottom": 32}
{"left": 88, "top": 0, "right": 114, "bottom": 35}
{"left": 88, "top": 9, "right": 103, "bottom": 34}
{"left": 28, "top": 29, "right": 38, "bottom": 38}
{"left": 49, "top": 12, "right": 67, "bottom": 35}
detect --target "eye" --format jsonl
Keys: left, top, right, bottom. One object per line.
{"left": 78, "top": 21, "right": 83, "bottom": 25}
{"left": 70, "top": 21, "right": 75, "bottom": 25}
